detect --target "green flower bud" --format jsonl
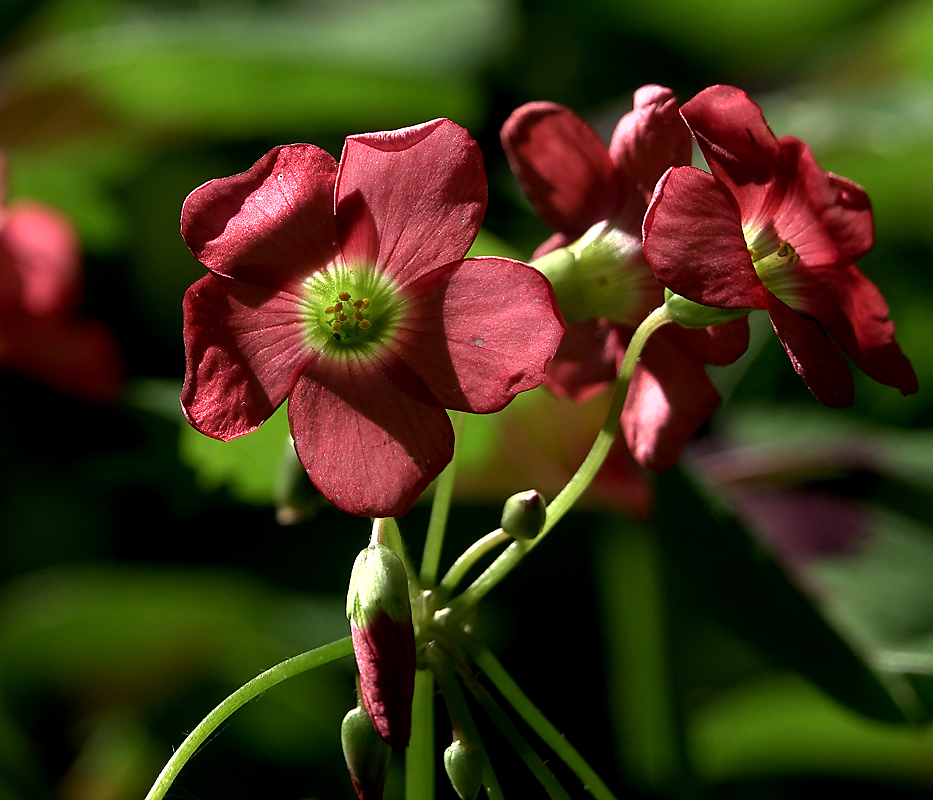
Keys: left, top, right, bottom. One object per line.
{"left": 444, "top": 739, "right": 484, "bottom": 800}
{"left": 341, "top": 705, "right": 392, "bottom": 800}
{"left": 664, "top": 288, "right": 750, "bottom": 329}
{"left": 347, "top": 544, "right": 416, "bottom": 748}
{"left": 500, "top": 489, "right": 547, "bottom": 540}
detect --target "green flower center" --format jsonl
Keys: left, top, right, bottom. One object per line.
{"left": 745, "top": 225, "right": 801, "bottom": 305}
{"left": 301, "top": 265, "right": 406, "bottom": 355}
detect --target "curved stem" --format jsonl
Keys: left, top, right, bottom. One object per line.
{"left": 450, "top": 305, "right": 672, "bottom": 612}
{"left": 420, "top": 410, "right": 465, "bottom": 587}
{"left": 469, "top": 640, "right": 620, "bottom": 800}
{"left": 439, "top": 529, "right": 511, "bottom": 594}
{"left": 144, "top": 637, "right": 353, "bottom": 800}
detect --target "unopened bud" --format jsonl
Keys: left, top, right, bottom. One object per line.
{"left": 347, "top": 544, "right": 416, "bottom": 748}
{"left": 341, "top": 704, "right": 392, "bottom": 800}
{"left": 444, "top": 739, "right": 484, "bottom": 800}
{"left": 500, "top": 489, "right": 547, "bottom": 540}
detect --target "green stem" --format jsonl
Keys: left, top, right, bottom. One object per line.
{"left": 143, "top": 637, "right": 353, "bottom": 800}
{"left": 420, "top": 410, "right": 465, "bottom": 587}
{"left": 406, "top": 669, "right": 436, "bottom": 800}
{"left": 439, "top": 529, "right": 511, "bottom": 594}
{"left": 470, "top": 641, "right": 620, "bottom": 800}
{"left": 426, "top": 642, "right": 505, "bottom": 800}
{"left": 450, "top": 305, "right": 672, "bottom": 613}
{"left": 457, "top": 659, "right": 572, "bottom": 800}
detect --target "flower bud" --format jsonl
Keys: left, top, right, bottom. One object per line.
{"left": 347, "top": 543, "right": 416, "bottom": 748}
{"left": 444, "top": 739, "right": 484, "bottom": 800}
{"left": 341, "top": 704, "right": 392, "bottom": 800}
{"left": 500, "top": 489, "right": 547, "bottom": 540}
{"left": 664, "top": 288, "right": 750, "bottom": 329}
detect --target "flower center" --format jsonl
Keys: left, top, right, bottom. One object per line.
{"left": 301, "top": 265, "right": 406, "bottom": 355}
{"left": 745, "top": 225, "right": 801, "bottom": 305}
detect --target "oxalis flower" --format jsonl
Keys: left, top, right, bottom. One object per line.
{"left": 643, "top": 84, "right": 918, "bottom": 407}
{"left": 501, "top": 87, "right": 749, "bottom": 470}
{"left": 181, "top": 119, "right": 564, "bottom": 517}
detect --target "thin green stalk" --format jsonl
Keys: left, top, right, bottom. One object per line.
{"left": 426, "top": 642, "right": 505, "bottom": 800}
{"left": 450, "top": 306, "right": 673, "bottom": 612}
{"left": 406, "top": 669, "right": 436, "bottom": 800}
{"left": 439, "top": 529, "right": 511, "bottom": 594}
{"left": 470, "top": 640, "right": 620, "bottom": 800}
{"left": 420, "top": 410, "right": 465, "bottom": 587}
{"left": 144, "top": 637, "right": 353, "bottom": 800}
{"left": 458, "top": 660, "right": 572, "bottom": 800}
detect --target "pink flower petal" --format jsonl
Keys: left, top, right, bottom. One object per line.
{"left": 643, "top": 167, "right": 767, "bottom": 309}
{"left": 622, "top": 327, "right": 725, "bottom": 470}
{"left": 792, "top": 263, "right": 917, "bottom": 395}
{"left": 289, "top": 349, "right": 454, "bottom": 517}
{"left": 766, "top": 295, "right": 855, "bottom": 408}
{"left": 181, "top": 145, "right": 340, "bottom": 290}
{"left": 1, "top": 203, "right": 81, "bottom": 316}
{"left": 181, "top": 274, "right": 311, "bottom": 439}
{"left": 544, "top": 319, "right": 626, "bottom": 402}
{"left": 609, "top": 85, "right": 693, "bottom": 205}
{"left": 500, "top": 102, "right": 618, "bottom": 239}
{"left": 393, "top": 257, "right": 565, "bottom": 413}
{"left": 336, "top": 119, "right": 486, "bottom": 285}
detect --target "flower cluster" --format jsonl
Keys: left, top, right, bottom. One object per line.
{"left": 501, "top": 86, "right": 751, "bottom": 471}
{"left": 501, "top": 84, "right": 916, "bottom": 470}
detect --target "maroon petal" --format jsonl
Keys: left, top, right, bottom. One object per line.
{"left": 543, "top": 319, "right": 626, "bottom": 402}
{"left": 664, "top": 316, "right": 751, "bottom": 366}
{"left": 792, "top": 263, "right": 917, "bottom": 395}
{"left": 351, "top": 613, "right": 416, "bottom": 748}
{"left": 500, "top": 102, "right": 618, "bottom": 238}
{"left": 609, "top": 85, "right": 693, "bottom": 205}
{"left": 679, "top": 85, "right": 785, "bottom": 215}
{"left": 181, "top": 145, "right": 340, "bottom": 290}
{"left": 394, "top": 257, "right": 565, "bottom": 413}
{"left": 336, "top": 119, "right": 486, "bottom": 286}
{"left": 766, "top": 295, "right": 855, "bottom": 408}
{"left": 181, "top": 274, "right": 311, "bottom": 439}
{"left": 643, "top": 167, "right": 767, "bottom": 309}
{"left": 1, "top": 202, "right": 81, "bottom": 316}
{"left": 288, "top": 349, "right": 454, "bottom": 517}
{"left": 787, "top": 139, "right": 874, "bottom": 265}
{"left": 622, "top": 327, "right": 724, "bottom": 470}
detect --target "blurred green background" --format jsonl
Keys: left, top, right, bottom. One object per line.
{"left": 1, "top": 0, "right": 932, "bottom": 798}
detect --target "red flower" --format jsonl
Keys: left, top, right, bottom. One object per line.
{"left": 643, "top": 85, "right": 918, "bottom": 407}
{"left": 0, "top": 159, "right": 123, "bottom": 402}
{"left": 181, "top": 119, "right": 564, "bottom": 517}
{"left": 501, "top": 87, "right": 749, "bottom": 470}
